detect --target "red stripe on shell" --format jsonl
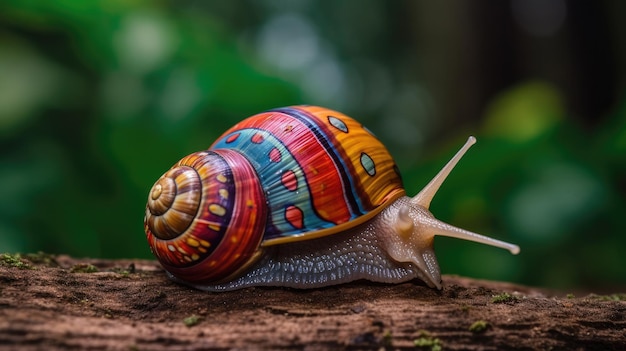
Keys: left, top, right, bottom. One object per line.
{"left": 219, "top": 112, "right": 353, "bottom": 225}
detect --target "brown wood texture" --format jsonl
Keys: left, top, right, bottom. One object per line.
{"left": 0, "top": 254, "right": 624, "bottom": 350}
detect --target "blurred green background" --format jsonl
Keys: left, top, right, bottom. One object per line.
{"left": 1, "top": 0, "right": 624, "bottom": 291}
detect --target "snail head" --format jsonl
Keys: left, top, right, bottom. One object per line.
{"left": 387, "top": 137, "right": 520, "bottom": 289}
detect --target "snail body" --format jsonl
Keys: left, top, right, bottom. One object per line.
{"left": 144, "top": 105, "right": 519, "bottom": 291}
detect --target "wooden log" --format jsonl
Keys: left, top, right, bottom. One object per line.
{"left": 0, "top": 254, "right": 624, "bottom": 350}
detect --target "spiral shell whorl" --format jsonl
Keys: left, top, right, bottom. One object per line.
{"left": 144, "top": 150, "right": 267, "bottom": 283}
{"left": 146, "top": 167, "right": 201, "bottom": 240}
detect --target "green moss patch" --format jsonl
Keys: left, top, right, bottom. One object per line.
{"left": 183, "top": 314, "right": 201, "bottom": 327}
{"left": 413, "top": 330, "right": 442, "bottom": 351}
{"left": 23, "top": 252, "right": 58, "bottom": 266}
{"left": 0, "top": 253, "right": 34, "bottom": 269}
{"left": 491, "top": 292, "right": 519, "bottom": 304}
{"left": 588, "top": 293, "right": 626, "bottom": 301}
{"left": 70, "top": 263, "right": 99, "bottom": 273}
{"left": 469, "top": 320, "right": 489, "bottom": 333}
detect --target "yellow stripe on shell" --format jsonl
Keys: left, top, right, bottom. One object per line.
{"left": 186, "top": 238, "right": 200, "bottom": 247}
{"left": 303, "top": 106, "right": 404, "bottom": 210}
{"left": 192, "top": 218, "right": 222, "bottom": 233}
{"left": 219, "top": 188, "right": 229, "bottom": 199}
{"left": 216, "top": 174, "right": 228, "bottom": 183}
{"left": 209, "top": 204, "right": 226, "bottom": 216}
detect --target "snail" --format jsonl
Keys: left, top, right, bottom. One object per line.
{"left": 144, "top": 105, "right": 519, "bottom": 291}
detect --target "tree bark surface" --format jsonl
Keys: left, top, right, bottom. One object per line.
{"left": 0, "top": 255, "right": 624, "bottom": 350}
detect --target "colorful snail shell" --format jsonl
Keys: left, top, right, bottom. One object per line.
{"left": 144, "top": 105, "right": 519, "bottom": 291}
